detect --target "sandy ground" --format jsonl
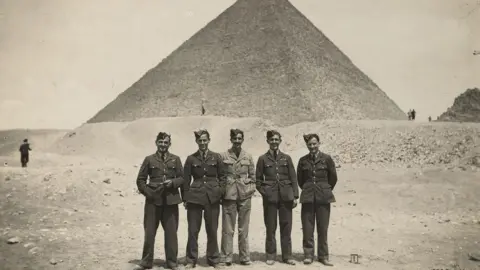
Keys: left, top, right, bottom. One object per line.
{"left": 0, "top": 158, "right": 479, "bottom": 270}
{"left": 0, "top": 118, "right": 479, "bottom": 270}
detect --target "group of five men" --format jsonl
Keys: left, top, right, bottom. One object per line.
{"left": 134, "top": 129, "right": 338, "bottom": 270}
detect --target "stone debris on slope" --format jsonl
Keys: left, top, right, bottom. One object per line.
{"left": 48, "top": 118, "right": 480, "bottom": 170}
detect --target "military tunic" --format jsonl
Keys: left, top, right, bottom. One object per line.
{"left": 219, "top": 148, "right": 256, "bottom": 263}
{"left": 136, "top": 152, "right": 184, "bottom": 269}
{"left": 297, "top": 151, "right": 338, "bottom": 261}
{"left": 255, "top": 150, "right": 299, "bottom": 261}
{"left": 181, "top": 150, "right": 226, "bottom": 266}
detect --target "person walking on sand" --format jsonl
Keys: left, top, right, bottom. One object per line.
{"left": 19, "top": 139, "right": 32, "bottom": 167}
{"left": 133, "top": 132, "right": 185, "bottom": 270}
{"left": 218, "top": 129, "right": 256, "bottom": 266}
{"left": 256, "top": 130, "right": 299, "bottom": 266}
{"left": 297, "top": 133, "right": 338, "bottom": 266}
{"left": 181, "top": 129, "right": 226, "bottom": 269}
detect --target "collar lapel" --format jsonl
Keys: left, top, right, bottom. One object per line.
{"left": 313, "top": 152, "right": 325, "bottom": 165}
{"left": 204, "top": 150, "right": 212, "bottom": 161}
{"left": 156, "top": 151, "right": 175, "bottom": 163}
{"left": 228, "top": 148, "right": 237, "bottom": 160}
{"left": 155, "top": 151, "right": 168, "bottom": 162}
{"left": 194, "top": 150, "right": 203, "bottom": 161}
{"left": 229, "top": 148, "right": 245, "bottom": 162}
{"left": 266, "top": 150, "right": 276, "bottom": 162}
{"left": 238, "top": 149, "right": 246, "bottom": 160}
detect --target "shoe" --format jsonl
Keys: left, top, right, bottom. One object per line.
{"left": 266, "top": 260, "right": 275, "bottom": 265}
{"left": 283, "top": 259, "right": 296, "bottom": 265}
{"left": 184, "top": 263, "right": 196, "bottom": 269}
{"left": 240, "top": 261, "right": 251, "bottom": 265}
{"left": 319, "top": 259, "right": 333, "bottom": 266}
{"left": 303, "top": 258, "right": 313, "bottom": 265}
{"left": 132, "top": 266, "right": 150, "bottom": 270}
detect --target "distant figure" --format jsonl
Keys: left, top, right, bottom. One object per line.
{"left": 19, "top": 139, "right": 32, "bottom": 167}
{"left": 407, "top": 110, "right": 412, "bottom": 120}
{"left": 428, "top": 116, "right": 432, "bottom": 122}
{"left": 201, "top": 99, "right": 206, "bottom": 116}
{"left": 411, "top": 109, "right": 416, "bottom": 120}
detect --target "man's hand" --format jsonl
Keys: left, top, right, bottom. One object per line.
{"left": 163, "top": 180, "right": 173, "bottom": 188}
{"left": 293, "top": 199, "right": 298, "bottom": 208}
{"left": 144, "top": 187, "right": 155, "bottom": 199}
{"left": 183, "top": 202, "right": 188, "bottom": 209}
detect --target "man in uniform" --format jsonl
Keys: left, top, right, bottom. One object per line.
{"left": 134, "top": 132, "right": 185, "bottom": 270}
{"left": 255, "top": 130, "right": 299, "bottom": 265}
{"left": 297, "top": 133, "right": 337, "bottom": 266}
{"left": 181, "top": 129, "right": 225, "bottom": 269}
{"left": 219, "top": 129, "right": 255, "bottom": 266}
{"left": 19, "top": 139, "right": 32, "bottom": 167}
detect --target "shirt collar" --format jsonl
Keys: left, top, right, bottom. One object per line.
{"left": 269, "top": 149, "right": 278, "bottom": 156}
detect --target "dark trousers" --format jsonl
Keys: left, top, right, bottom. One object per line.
{"left": 186, "top": 202, "right": 220, "bottom": 265}
{"left": 263, "top": 200, "right": 293, "bottom": 261}
{"left": 139, "top": 201, "right": 179, "bottom": 269}
{"left": 20, "top": 154, "right": 29, "bottom": 167}
{"left": 301, "top": 203, "right": 331, "bottom": 260}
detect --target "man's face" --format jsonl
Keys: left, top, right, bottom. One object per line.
{"left": 267, "top": 134, "right": 281, "bottom": 151}
{"left": 156, "top": 137, "right": 171, "bottom": 153}
{"left": 196, "top": 134, "right": 210, "bottom": 151}
{"left": 306, "top": 137, "right": 320, "bottom": 154}
{"left": 230, "top": 133, "right": 244, "bottom": 149}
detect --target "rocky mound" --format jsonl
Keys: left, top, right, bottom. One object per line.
{"left": 437, "top": 88, "right": 480, "bottom": 123}
{"left": 49, "top": 117, "right": 480, "bottom": 169}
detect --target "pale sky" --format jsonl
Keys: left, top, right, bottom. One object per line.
{"left": 0, "top": 0, "right": 479, "bottom": 129}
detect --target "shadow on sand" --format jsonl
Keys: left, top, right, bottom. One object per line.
{"left": 129, "top": 251, "right": 307, "bottom": 268}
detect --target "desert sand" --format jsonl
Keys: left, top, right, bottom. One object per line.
{"left": 0, "top": 116, "right": 479, "bottom": 270}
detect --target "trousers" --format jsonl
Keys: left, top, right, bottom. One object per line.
{"left": 301, "top": 203, "right": 331, "bottom": 260}
{"left": 185, "top": 202, "right": 220, "bottom": 266}
{"left": 220, "top": 198, "right": 252, "bottom": 263}
{"left": 139, "top": 202, "right": 179, "bottom": 268}
{"left": 20, "top": 153, "right": 29, "bottom": 167}
{"left": 263, "top": 200, "right": 293, "bottom": 261}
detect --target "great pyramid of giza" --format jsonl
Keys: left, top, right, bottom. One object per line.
{"left": 88, "top": 0, "right": 406, "bottom": 126}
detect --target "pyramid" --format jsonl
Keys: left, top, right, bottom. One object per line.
{"left": 88, "top": 0, "right": 406, "bottom": 126}
{"left": 437, "top": 88, "right": 480, "bottom": 122}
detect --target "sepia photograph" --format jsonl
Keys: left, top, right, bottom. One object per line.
{"left": 0, "top": 0, "right": 479, "bottom": 269}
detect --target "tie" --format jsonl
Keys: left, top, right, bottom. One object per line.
{"left": 203, "top": 152, "right": 207, "bottom": 160}
{"left": 273, "top": 151, "right": 277, "bottom": 160}
{"left": 311, "top": 154, "right": 315, "bottom": 161}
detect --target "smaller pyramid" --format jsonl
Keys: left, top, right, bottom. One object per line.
{"left": 437, "top": 88, "right": 480, "bottom": 122}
